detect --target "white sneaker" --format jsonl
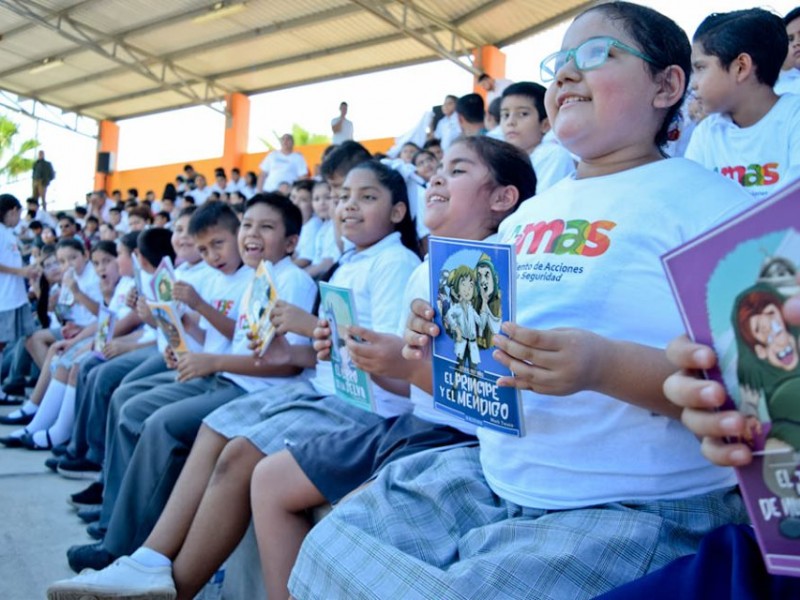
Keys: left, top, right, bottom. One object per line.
{"left": 46, "top": 556, "right": 176, "bottom": 600}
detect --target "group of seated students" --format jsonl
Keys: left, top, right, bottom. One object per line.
{"left": 1, "top": 2, "right": 800, "bottom": 599}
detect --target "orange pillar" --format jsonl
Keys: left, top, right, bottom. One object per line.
{"left": 473, "top": 45, "right": 507, "bottom": 104}
{"left": 94, "top": 120, "right": 119, "bottom": 193}
{"left": 222, "top": 92, "right": 250, "bottom": 175}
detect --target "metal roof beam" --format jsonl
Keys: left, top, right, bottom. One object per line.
{"left": 27, "top": 3, "right": 386, "bottom": 97}
{"left": 347, "top": 0, "right": 483, "bottom": 74}
{"left": 0, "top": 0, "right": 231, "bottom": 112}
{"left": 0, "top": 91, "right": 97, "bottom": 138}
{"left": 0, "top": 0, "right": 101, "bottom": 42}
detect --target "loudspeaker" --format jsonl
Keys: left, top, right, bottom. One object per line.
{"left": 97, "top": 151, "right": 114, "bottom": 174}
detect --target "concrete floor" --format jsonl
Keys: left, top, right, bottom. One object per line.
{"left": 0, "top": 405, "right": 92, "bottom": 600}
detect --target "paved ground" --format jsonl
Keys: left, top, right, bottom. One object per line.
{"left": 0, "top": 405, "right": 92, "bottom": 600}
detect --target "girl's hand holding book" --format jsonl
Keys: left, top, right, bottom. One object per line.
{"left": 345, "top": 326, "right": 405, "bottom": 377}
{"left": 312, "top": 318, "right": 332, "bottom": 361}
{"left": 164, "top": 346, "right": 178, "bottom": 370}
{"left": 402, "top": 299, "right": 438, "bottom": 361}
{"left": 176, "top": 352, "right": 215, "bottom": 382}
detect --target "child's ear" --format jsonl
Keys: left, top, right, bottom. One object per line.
{"left": 731, "top": 52, "right": 755, "bottom": 83}
{"left": 652, "top": 65, "right": 685, "bottom": 110}
{"left": 284, "top": 233, "right": 299, "bottom": 257}
{"left": 390, "top": 202, "right": 407, "bottom": 224}
{"left": 491, "top": 185, "right": 520, "bottom": 214}
{"left": 540, "top": 117, "right": 551, "bottom": 135}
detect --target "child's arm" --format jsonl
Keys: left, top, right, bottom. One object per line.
{"left": 0, "top": 263, "right": 39, "bottom": 279}
{"left": 303, "top": 258, "right": 334, "bottom": 279}
{"left": 492, "top": 323, "right": 681, "bottom": 419}
{"left": 112, "top": 310, "right": 143, "bottom": 337}
{"left": 66, "top": 271, "right": 100, "bottom": 316}
{"left": 172, "top": 280, "right": 235, "bottom": 340}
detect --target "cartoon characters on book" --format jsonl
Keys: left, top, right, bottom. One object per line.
{"left": 152, "top": 307, "right": 184, "bottom": 354}
{"left": 730, "top": 256, "right": 800, "bottom": 539}
{"left": 440, "top": 255, "right": 501, "bottom": 375}
{"left": 156, "top": 276, "right": 173, "bottom": 302}
{"left": 325, "top": 301, "right": 356, "bottom": 381}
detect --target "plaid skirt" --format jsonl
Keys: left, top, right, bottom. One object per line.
{"left": 289, "top": 445, "right": 748, "bottom": 600}
{"left": 203, "top": 380, "right": 383, "bottom": 456}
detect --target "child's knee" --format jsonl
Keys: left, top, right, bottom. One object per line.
{"left": 211, "top": 436, "right": 263, "bottom": 483}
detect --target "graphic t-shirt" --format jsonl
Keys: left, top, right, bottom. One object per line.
{"left": 484, "top": 158, "right": 754, "bottom": 510}
{"left": 685, "top": 94, "right": 800, "bottom": 200}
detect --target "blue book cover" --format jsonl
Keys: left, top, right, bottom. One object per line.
{"left": 429, "top": 236, "right": 523, "bottom": 436}
{"left": 319, "top": 281, "right": 375, "bottom": 413}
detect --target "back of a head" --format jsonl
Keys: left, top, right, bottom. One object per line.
{"left": 454, "top": 136, "right": 537, "bottom": 207}
{"left": 456, "top": 93, "right": 486, "bottom": 125}
{"left": 246, "top": 193, "right": 303, "bottom": 238}
{"left": 188, "top": 199, "right": 240, "bottom": 238}
{"left": 786, "top": 7, "right": 800, "bottom": 26}
{"left": 502, "top": 82, "right": 548, "bottom": 122}
{"left": 137, "top": 228, "right": 175, "bottom": 267}
{"left": 320, "top": 141, "right": 372, "bottom": 180}
{"left": 120, "top": 231, "right": 139, "bottom": 253}
{"left": 487, "top": 98, "right": 502, "bottom": 123}
{"left": 694, "top": 8, "right": 786, "bottom": 87}
{"left": 0, "top": 193, "right": 21, "bottom": 222}
{"left": 583, "top": 1, "right": 691, "bottom": 148}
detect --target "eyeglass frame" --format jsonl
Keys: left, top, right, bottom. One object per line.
{"left": 539, "top": 36, "right": 658, "bottom": 83}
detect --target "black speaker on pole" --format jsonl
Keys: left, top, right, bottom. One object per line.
{"left": 97, "top": 151, "right": 114, "bottom": 174}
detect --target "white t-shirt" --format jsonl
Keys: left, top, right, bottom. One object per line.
{"left": 199, "top": 265, "right": 254, "bottom": 355}
{"left": 224, "top": 256, "right": 318, "bottom": 392}
{"left": 775, "top": 69, "right": 800, "bottom": 96}
{"left": 331, "top": 117, "right": 354, "bottom": 145}
{"left": 684, "top": 94, "right": 800, "bottom": 200}
{"left": 296, "top": 215, "right": 323, "bottom": 263}
{"left": 0, "top": 224, "right": 28, "bottom": 311}
{"left": 310, "top": 232, "right": 421, "bottom": 417}
{"left": 191, "top": 186, "right": 214, "bottom": 206}
{"left": 434, "top": 113, "right": 462, "bottom": 151}
{"left": 106, "top": 276, "right": 135, "bottom": 319}
{"left": 59, "top": 264, "right": 102, "bottom": 327}
{"left": 530, "top": 138, "right": 576, "bottom": 193}
{"left": 258, "top": 151, "right": 309, "bottom": 192}
{"left": 484, "top": 158, "right": 754, "bottom": 510}
{"left": 312, "top": 219, "right": 340, "bottom": 264}
{"left": 155, "top": 260, "right": 217, "bottom": 353}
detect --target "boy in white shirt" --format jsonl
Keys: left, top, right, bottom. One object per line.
{"left": 686, "top": 8, "right": 800, "bottom": 200}
{"left": 500, "top": 81, "right": 576, "bottom": 192}
{"left": 775, "top": 8, "right": 800, "bottom": 95}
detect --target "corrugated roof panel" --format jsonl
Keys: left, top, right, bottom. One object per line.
{"left": 462, "top": 0, "right": 590, "bottom": 44}
{"left": 0, "top": 5, "right": 33, "bottom": 33}
{"left": 178, "top": 32, "right": 318, "bottom": 74}
{"left": 68, "top": 0, "right": 199, "bottom": 35}
{"left": 38, "top": 71, "right": 157, "bottom": 107}
{"left": 87, "top": 89, "right": 200, "bottom": 120}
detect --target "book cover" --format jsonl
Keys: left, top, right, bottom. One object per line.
{"left": 148, "top": 301, "right": 190, "bottom": 356}
{"left": 91, "top": 305, "right": 116, "bottom": 359}
{"left": 318, "top": 281, "right": 375, "bottom": 412}
{"left": 428, "top": 236, "right": 523, "bottom": 436}
{"left": 132, "top": 254, "right": 144, "bottom": 296}
{"left": 241, "top": 260, "right": 279, "bottom": 357}
{"left": 663, "top": 183, "right": 800, "bottom": 577}
{"left": 54, "top": 268, "right": 76, "bottom": 323}
{"left": 151, "top": 256, "right": 176, "bottom": 302}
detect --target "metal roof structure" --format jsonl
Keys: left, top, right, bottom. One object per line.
{"left": 0, "top": 0, "right": 593, "bottom": 123}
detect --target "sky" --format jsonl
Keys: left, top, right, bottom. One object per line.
{"left": 0, "top": 0, "right": 796, "bottom": 210}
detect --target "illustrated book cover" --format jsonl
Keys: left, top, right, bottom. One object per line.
{"left": 318, "top": 281, "right": 374, "bottom": 412}
{"left": 151, "top": 256, "right": 176, "bottom": 302}
{"left": 428, "top": 236, "right": 523, "bottom": 436}
{"left": 663, "top": 182, "right": 800, "bottom": 577}
{"left": 91, "top": 305, "right": 116, "bottom": 359}
{"left": 241, "top": 260, "right": 279, "bottom": 357}
{"left": 148, "top": 301, "right": 190, "bottom": 356}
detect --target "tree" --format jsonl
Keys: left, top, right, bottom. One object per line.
{"left": 259, "top": 123, "right": 330, "bottom": 150}
{"left": 0, "top": 115, "right": 39, "bottom": 179}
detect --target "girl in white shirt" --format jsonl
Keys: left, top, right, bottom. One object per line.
{"left": 0, "top": 194, "right": 37, "bottom": 352}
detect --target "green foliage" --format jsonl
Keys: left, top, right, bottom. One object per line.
{"left": 0, "top": 116, "right": 38, "bottom": 178}
{"left": 260, "top": 124, "right": 330, "bottom": 150}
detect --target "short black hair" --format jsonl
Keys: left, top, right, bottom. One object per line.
{"left": 456, "top": 93, "right": 485, "bottom": 124}
{"left": 320, "top": 141, "right": 372, "bottom": 180}
{"left": 91, "top": 240, "right": 117, "bottom": 258}
{"left": 477, "top": 73, "right": 491, "bottom": 83}
{"left": 58, "top": 214, "right": 77, "bottom": 226}
{"left": 501, "top": 82, "right": 548, "bottom": 122}
{"left": 56, "top": 237, "right": 85, "bottom": 254}
{"left": 245, "top": 193, "right": 303, "bottom": 238}
{"left": 29, "top": 220, "right": 43, "bottom": 231}
{"left": 86, "top": 216, "right": 99, "bottom": 226}
{"left": 109, "top": 206, "right": 121, "bottom": 214}
{"left": 0, "top": 193, "right": 21, "bottom": 223}
{"left": 128, "top": 206, "right": 153, "bottom": 223}
{"left": 188, "top": 200, "right": 240, "bottom": 237}
{"left": 137, "top": 228, "right": 175, "bottom": 267}
{"left": 694, "top": 9, "right": 786, "bottom": 87}
{"left": 120, "top": 231, "right": 139, "bottom": 253}
{"left": 785, "top": 7, "right": 800, "bottom": 25}
{"left": 423, "top": 138, "right": 442, "bottom": 151}
{"left": 75, "top": 206, "right": 88, "bottom": 216}
{"left": 487, "top": 97, "right": 502, "bottom": 123}
{"left": 155, "top": 210, "right": 171, "bottom": 221}
{"left": 127, "top": 188, "right": 139, "bottom": 198}
{"left": 291, "top": 179, "right": 315, "bottom": 194}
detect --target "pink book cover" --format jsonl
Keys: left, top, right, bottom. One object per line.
{"left": 662, "top": 180, "right": 800, "bottom": 577}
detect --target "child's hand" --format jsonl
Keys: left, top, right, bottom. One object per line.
{"left": 402, "top": 299, "right": 439, "bottom": 361}
{"left": 345, "top": 326, "right": 404, "bottom": 376}
{"left": 21, "top": 265, "right": 41, "bottom": 281}
{"left": 173, "top": 282, "right": 201, "bottom": 309}
{"left": 102, "top": 340, "right": 128, "bottom": 359}
{"left": 63, "top": 268, "right": 78, "bottom": 293}
{"left": 164, "top": 346, "right": 178, "bottom": 370}
{"left": 125, "top": 287, "right": 139, "bottom": 309}
{"left": 270, "top": 300, "right": 316, "bottom": 337}
{"left": 61, "top": 322, "right": 81, "bottom": 340}
{"left": 493, "top": 323, "right": 604, "bottom": 395}
{"left": 176, "top": 352, "right": 215, "bottom": 382}
{"left": 52, "top": 339, "right": 72, "bottom": 354}
{"left": 312, "top": 318, "right": 332, "bottom": 361}
{"left": 254, "top": 333, "right": 291, "bottom": 367}
{"left": 663, "top": 335, "right": 752, "bottom": 467}
{"left": 136, "top": 297, "right": 156, "bottom": 326}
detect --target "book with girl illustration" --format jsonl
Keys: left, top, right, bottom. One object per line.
{"left": 91, "top": 305, "right": 116, "bottom": 359}
{"left": 428, "top": 236, "right": 523, "bottom": 436}
{"left": 663, "top": 181, "right": 800, "bottom": 577}
{"left": 149, "top": 301, "right": 190, "bottom": 356}
{"left": 318, "top": 281, "right": 375, "bottom": 413}
{"left": 241, "top": 260, "right": 279, "bottom": 357}
{"left": 151, "top": 256, "right": 176, "bottom": 302}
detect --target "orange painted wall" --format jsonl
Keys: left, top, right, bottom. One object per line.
{"left": 473, "top": 46, "right": 507, "bottom": 104}
{"left": 105, "top": 137, "right": 395, "bottom": 195}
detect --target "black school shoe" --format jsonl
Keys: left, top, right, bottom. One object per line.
{"left": 68, "top": 481, "right": 104, "bottom": 510}
{"left": 67, "top": 541, "right": 115, "bottom": 573}
{"left": 77, "top": 507, "right": 101, "bottom": 524}
{"left": 1, "top": 380, "right": 26, "bottom": 397}
{"left": 57, "top": 457, "right": 102, "bottom": 480}
{"left": 0, "top": 393, "right": 23, "bottom": 406}
{"left": 0, "top": 411, "right": 34, "bottom": 426}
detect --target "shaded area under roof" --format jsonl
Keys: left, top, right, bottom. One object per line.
{"left": 0, "top": 0, "right": 592, "bottom": 122}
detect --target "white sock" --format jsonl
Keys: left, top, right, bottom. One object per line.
{"left": 5, "top": 400, "right": 38, "bottom": 420}
{"left": 130, "top": 547, "right": 172, "bottom": 568}
{"left": 25, "top": 380, "right": 66, "bottom": 434}
{"left": 9, "top": 427, "right": 27, "bottom": 439}
{"left": 40, "top": 384, "right": 76, "bottom": 447}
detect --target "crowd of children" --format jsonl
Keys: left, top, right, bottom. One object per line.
{"left": 2, "top": 2, "right": 800, "bottom": 599}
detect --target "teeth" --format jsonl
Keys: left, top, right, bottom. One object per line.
{"left": 428, "top": 195, "right": 447, "bottom": 203}
{"left": 562, "top": 97, "right": 588, "bottom": 105}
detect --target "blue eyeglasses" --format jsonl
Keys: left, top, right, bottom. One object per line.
{"left": 540, "top": 36, "right": 658, "bottom": 82}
